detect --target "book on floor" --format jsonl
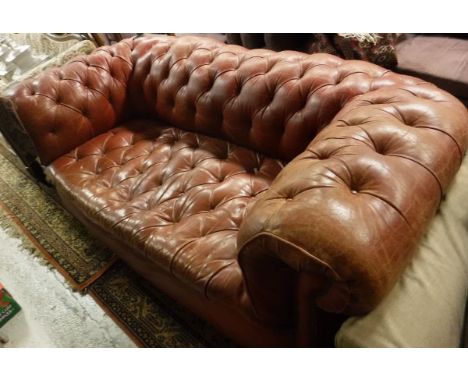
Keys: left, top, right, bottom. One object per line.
{"left": 0, "top": 283, "right": 21, "bottom": 328}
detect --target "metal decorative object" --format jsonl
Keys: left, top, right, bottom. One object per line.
{"left": 0, "top": 36, "right": 48, "bottom": 82}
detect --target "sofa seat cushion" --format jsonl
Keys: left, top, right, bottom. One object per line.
{"left": 46, "top": 118, "right": 284, "bottom": 303}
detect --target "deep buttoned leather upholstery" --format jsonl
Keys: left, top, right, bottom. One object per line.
{"left": 238, "top": 85, "right": 467, "bottom": 320}
{"left": 7, "top": 35, "right": 468, "bottom": 345}
{"left": 48, "top": 118, "right": 283, "bottom": 305}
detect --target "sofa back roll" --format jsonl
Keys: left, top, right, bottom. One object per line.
{"left": 126, "top": 36, "right": 398, "bottom": 162}
{"left": 10, "top": 35, "right": 373, "bottom": 166}
{"left": 9, "top": 40, "right": 134, "bottom": 165}
{"left": 9, "top": 35, "right": 420, "bottom": 167}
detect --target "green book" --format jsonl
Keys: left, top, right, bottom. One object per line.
{"left": 0, "top": 283, "right": 21, "bottom": 328}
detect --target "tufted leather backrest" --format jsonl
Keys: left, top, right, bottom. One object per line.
{"left": 11, "top": 35, "right": 463, "bottom": 167}
{"left": 126, "top": 36, "right": 421, "bottom": 162}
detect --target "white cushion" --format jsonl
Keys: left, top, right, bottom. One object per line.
{"left": 335, "top": 153, "right": 468, "bottom": 348}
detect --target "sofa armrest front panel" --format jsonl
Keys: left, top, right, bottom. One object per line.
{"left": 8, "top": 40, "right": 134, "bottom": 165}
{"left": 238, "top": 83, "right": 468, "bottom": 319}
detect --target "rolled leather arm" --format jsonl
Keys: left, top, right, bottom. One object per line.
{"left": 238, "top": 83, "right": 468, "bottom": 321}
{"left": 7, "top": 39, "right": 134, "bottom": 165}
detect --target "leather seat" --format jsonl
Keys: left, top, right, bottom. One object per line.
{"left": 48, "top": 118, "right": 283, "bottom": 304}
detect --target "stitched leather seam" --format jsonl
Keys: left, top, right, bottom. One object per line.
{"left": 149, "top": 49, "right": 172, "bottom": 65}
{"left": 353, "top": 124, "right": 378, "bottom": 150}
{"left": 168, "top": 228, "right": 238, "bottom": 277}
{"left": 109, "top": 211, "right": 148, "bottom": 229}
{"left": 238, "top": 231, "right": 348, "bottom": 318}
{"left": 94, "top": 48, "right": 133, "bottom": 67}
{"left": 142, "top": 173, "right": 262, "bottom": 211}
{"left": 69, "top": 59, "right": 129, "bottom": 87}
{"left": 332, "top": 157, "right": 356, "bottom": 189}
{"left": 58, "top": 77, "right": 113, "bottom": 101}
{"left": 358, "top": 190, "right": 411, "bottom": 227}
{"left": 168, "top": 238, "right": 198, "bottom": 274}
{"left": 337, "top": 70, "right": 369, "bottom": 82}
{"left": 33, "top": 93, "right": 83, "bottom": 115}
{"left": 203, "top": 260, "right": 237, "bottom": 299}
{"left": 322, "top": 136, "right": 375, "bottom": 150}
{"left": 386, "top": 153, "right": 444, "bottom": 200}
{"left": 239, "top": 231, "right": 341, "bottom": 278}
{"left": 377, "top": 106, "right": 463, "bottom": 162}
{"left": 33, "top": 89, "right": 117, "bottom": 125}
{"left": 128, "top": 222, "right": 174, "bottom": 236}
{"left": 167, "top": 47, "right": 213, "bottom": 71}
{"left": 412, "top": 124, "right": 463, "bottom": 163}
{"left": 323, "top": 164, "right": 350, "bottom": 187}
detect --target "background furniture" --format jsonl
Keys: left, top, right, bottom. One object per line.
{"left": 0, "top": 36, "right": 48, "bottom": 86}
{"left": 0, "top": 34, "right": 96, "bottom": 93}
{"left": 226, "top": 33, "right": 399, "bottom": 68}
{"left": 1, "top": 35, "right": 467, "bottom": 346}
{"left": 395, "top": 34, "right": 468, "bottom": 106}
{"left": 225, "top": 33, "right": 468, "bottom": 106}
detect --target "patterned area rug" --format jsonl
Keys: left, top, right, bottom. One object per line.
{"left": 0, "top": 141, "right": 115, "bottom": 290}
{"left": 0, "top": 138, "right": 232, "bottom": 347}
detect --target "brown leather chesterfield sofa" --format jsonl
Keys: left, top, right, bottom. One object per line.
{"left": 1, "top": 35, "right": 467, "bottom": 347}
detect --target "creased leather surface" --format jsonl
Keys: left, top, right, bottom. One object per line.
{"left": 47, "top": 118, "right": 283, "bottom": 305}
{"left": 9, "top": 35, "right": 468, "bottom": 331}
{"left": 238, "top": 78, "right": 468, "bottom": 316}
{"left": 11, "top": 40, "right": 134, "bottom": 164}
{"left": 127, "top": 36, "right": 399, "bottom": 162}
